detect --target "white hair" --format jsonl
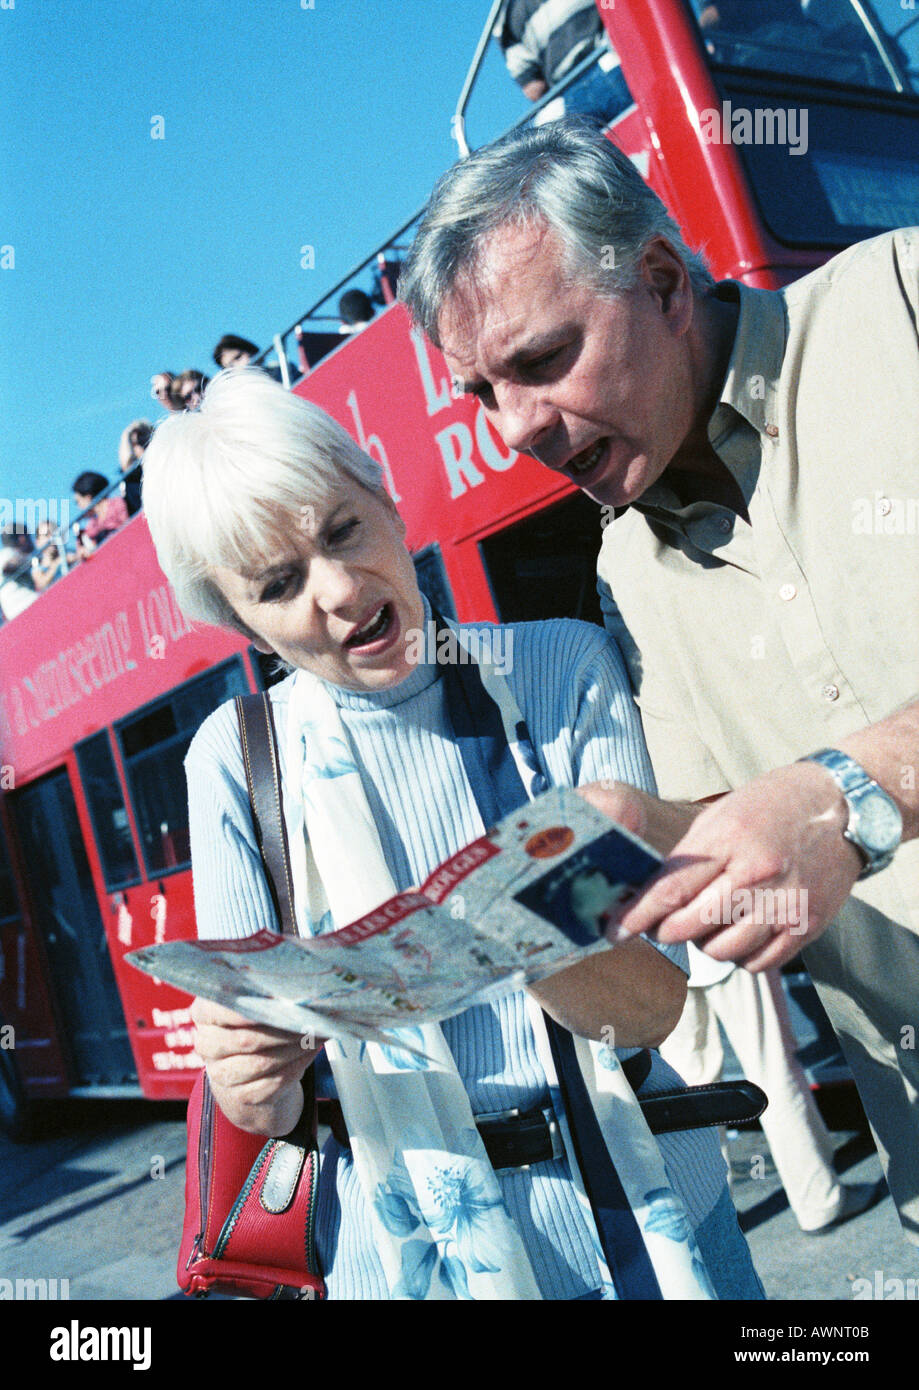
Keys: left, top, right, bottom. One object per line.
{"left": 141, "top": 366, "right": 384, "bottom": 638}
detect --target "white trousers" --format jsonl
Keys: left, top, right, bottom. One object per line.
{"left": 659, "top": 968, "right": 845, "bottom": 1231}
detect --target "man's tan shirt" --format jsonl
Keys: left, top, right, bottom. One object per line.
{"left": 599, "top": 228, "right": 919, "bottom": 934}
{"left": 598, "top": 229, "right": 919, "bottom": 1233}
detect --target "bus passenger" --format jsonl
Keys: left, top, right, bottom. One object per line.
{"left": 118, "top": 420, "right": 153, "bottom": 517}
{"left": 151, "top": 371, "right": 182, "bottom": 414}
{"left": 71, "top": 470, "right": 130, "bottom": 558}
{"left": 172, "top": 369, "right": 210, "bottom": 410}
{"left": 30, "top": 519, "right": 67, "bottom": 593}
{"left": 0, "top": 527, "right": 40, "bottom": 622}
{"left": 140, "top": 366, "right": 764, "bottom": 1300}
{"left": 338, "top": 289, "right": 374, "bottom": 334}
{"left": 495, "top": 0, "right": 631, "bottom": 126}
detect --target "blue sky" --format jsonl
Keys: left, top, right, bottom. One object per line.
{"left": 0, "top": 0, "right": 526, "bottom": 520}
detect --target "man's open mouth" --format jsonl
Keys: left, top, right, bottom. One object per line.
{"left": 568, "top": 439, "right": 607, "bottom": 478}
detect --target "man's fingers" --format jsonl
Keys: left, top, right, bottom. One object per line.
{"left": 607, "top": 853, "right": 722, "bottom": 942}
{"left": 736, "top": 935, "right": 799, "bottom": 973}
{"left": 681, "top": 912, "right": 777, "bottom": 963}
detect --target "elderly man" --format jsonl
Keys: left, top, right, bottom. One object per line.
{"left": 398, "top": 119, "right": 919, "bottom": 1241}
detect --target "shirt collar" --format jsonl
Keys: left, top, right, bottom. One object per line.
{"left": 711, "top": 279, "right": 786, "bottom": 440}
{"left": 629, "top": 279, "right": 787, "bottom": 520}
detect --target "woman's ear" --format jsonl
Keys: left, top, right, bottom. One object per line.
{"left": 380, "top": 489, "right": 407, "bottom": 536}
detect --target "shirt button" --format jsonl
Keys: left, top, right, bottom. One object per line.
{"left": 822, "top": 684, "right": 839, "bottom": 702}
{"left": 765, "top": 424, "right": 779, "bottom": 438}
{"left": 779, "top": 583, "right": 796, "bottom": 601}
{"left": 878, "top": 497, "right": 892, "bottom": 516}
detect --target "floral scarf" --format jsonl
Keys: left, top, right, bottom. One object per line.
{"left": 282, "top": 620, "right": 715, "bottom": 1300}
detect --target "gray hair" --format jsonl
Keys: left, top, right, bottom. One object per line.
{"left": 399, "top": 118, "right": 714, "bottom": 346}
{"left": 141, "top": 366, "right": 384, "bottom": 639}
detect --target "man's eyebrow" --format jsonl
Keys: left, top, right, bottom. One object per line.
{"left": 507, "top": 328, "right": 570, "bottom": 365}
{"left": 454, "top": 329, "right": 572, "bottom": 394}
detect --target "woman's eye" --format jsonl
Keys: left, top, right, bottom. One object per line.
{"left": 328, "top": 517, "right": 360, "bottom": 545}
{"left": 261, "top": 574, "right": 294, "bottom": 602}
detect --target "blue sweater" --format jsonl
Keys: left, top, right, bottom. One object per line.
{"left": 185, "top": 614, "right": 728, "bottom": 1298}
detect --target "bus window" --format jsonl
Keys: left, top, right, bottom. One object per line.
{"left": 75, "top": 731, "right": 142, "bottom": 892}
{"left": 116, "top": 658, "right": 249, "bottom": 877}
{"left": 413, "top": 543, "right": 457, "bottom": 621}
{"left": 684, "top": 0, "right": 919, "bottom": 244}
{"left": 7, "top": 770, "right": 135, "bottom": 1086}
{"left": 478, "top": 492, "right": 606, "bottom": 627}
{"left": 0, "top": 827, "right": 19, "bottom": 928}
{"left": 688, "top": 0, "right": 918, "bottom": 92}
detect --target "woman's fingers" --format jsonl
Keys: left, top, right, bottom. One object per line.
{"left": 190, "top": 995, "right": 296, "bottom": 1034}
{"left": 191, "top": 996, "right": 326, "bottom": 1070}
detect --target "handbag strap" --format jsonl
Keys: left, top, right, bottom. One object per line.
{"left": 234, "top": 690, "right": 316, "bottom": 1144}
{"left": 432, "top": 609, "right": 663, "bottom": 1300}
{"left": 235, "top": 692, "right": 297, "bottom": 936}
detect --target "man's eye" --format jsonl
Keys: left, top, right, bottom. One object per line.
{"left": 524, "top": 347, "right": 562, "bottom": 374}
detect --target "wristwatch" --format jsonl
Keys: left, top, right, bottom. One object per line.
{"left": 799, "top": 748, "right": 903, "bottom": 880}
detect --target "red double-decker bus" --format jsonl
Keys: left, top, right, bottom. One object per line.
{"left": 2, "top": 0, "right": 917, "bottom": 1134}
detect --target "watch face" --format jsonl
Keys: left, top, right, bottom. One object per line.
{"left": 852, "top": 790, "right": 903, "bottom": 855}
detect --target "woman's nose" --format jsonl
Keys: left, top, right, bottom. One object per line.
{"left": 308, "top": 555, "right": 363, "bottom": 613}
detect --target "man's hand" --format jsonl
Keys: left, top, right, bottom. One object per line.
{"left": 603, "top": 762, "right": 864, "bottom": 971}
{"left": 191, "top": 997, "right": 325, "bottom": 1136}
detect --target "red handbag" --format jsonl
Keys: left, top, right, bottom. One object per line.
{"left": 177, "top": 692, "right": 326, "bottom": 1300}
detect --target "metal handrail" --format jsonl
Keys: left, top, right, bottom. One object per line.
{"left": 256, "top": 28, "right": 618, "bottom": 371}
{"left": 451, "top": 3, "right": 616, "bottom": 158}
{"left": 451, "top": 0, "right": 507, "bottom": 159}
{"left": 849, "top": 0, "right": 911, "bottom": 93}
{"left": 253, "top": 218, "right": 423, "bottom": 372}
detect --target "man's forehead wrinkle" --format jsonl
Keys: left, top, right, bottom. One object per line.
{"left": 438, "top": 275, "right": 485, "bottom": 371}
{"left": 441, "top": 225, "right": 560, "bottom": 377}
{"left": 475, "top": 217, "right": 555, "bottom": 287}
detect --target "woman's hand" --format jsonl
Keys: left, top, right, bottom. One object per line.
{"left": 575, "top": 781, "right": 703, "bottom": 856}
{"left": 528, "top": 938, "right": 687, "bottom": 1048}
{"left": 191, "top": 996, "right": 325, "bottom": 1136}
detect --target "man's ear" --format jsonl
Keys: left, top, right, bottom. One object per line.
{"left": 639, "top": 237, "right": 693, "bottom": 329}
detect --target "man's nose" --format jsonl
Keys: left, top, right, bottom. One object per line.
{"left": 492, "top": 384, "right": 558, "bottom": 461}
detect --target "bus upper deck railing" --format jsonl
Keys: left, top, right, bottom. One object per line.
{"left": 253, "top": 33, "right": 624, "bottom": 384}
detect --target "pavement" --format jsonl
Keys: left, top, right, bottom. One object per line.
{"left": 0, "top": 1091, "right": 915, "bottom": 1305}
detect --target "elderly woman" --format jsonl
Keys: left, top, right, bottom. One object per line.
{"left": 141, "top": 367, "right": 763, "bottom": 1301}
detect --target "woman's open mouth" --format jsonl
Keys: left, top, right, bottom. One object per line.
{"left": 344, "top": 602, "right": 397, "bottom": 652}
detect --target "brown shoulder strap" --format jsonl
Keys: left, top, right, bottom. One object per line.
{"left": 235, "top": 692, "right": 298, "bottom": 936}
